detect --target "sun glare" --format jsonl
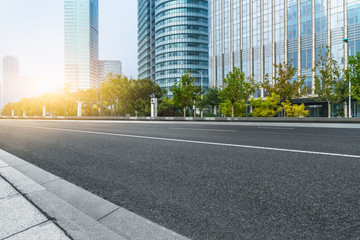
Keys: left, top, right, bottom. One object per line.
{"left": 22, "top": 76, "right": 61, "bottom": 98}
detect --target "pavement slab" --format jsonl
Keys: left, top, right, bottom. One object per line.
{"left": 27, "top": 189, "right": 127, "bottom": 240}
{"left": 0, "top": 177, "right": 18, "bottom": 199}
{"left": 0, "top": 167, "right": 44, "bottom": 195}
{"left": 0, "top": 195, "right": 47, "bottom": 239}
{"left": 6, "top": 221, "right": 70, "bottom": 240}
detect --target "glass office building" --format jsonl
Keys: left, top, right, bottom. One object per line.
{"left": 138, "top": 0, "right": 209, "bottom": 94}
{"left": 209, "top": 0, "right": 360, "bottom": 102}
{"left": 65, "top": 0, "right": 99, "bottom": 91}
{"left": 98, "top": 60, "right": 122, "bottom": 83}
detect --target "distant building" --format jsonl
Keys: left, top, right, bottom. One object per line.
{"left": 64, "top": 0, "right": 99, "bottom": 91}
{"left": 98, "top": 60, "right": 122, "bottom": 83}
{"left": 3, "top": 56, "right": 21, "bottom": 106}
{"left": 0, "top": 83, "right": 3, "bottom": 109}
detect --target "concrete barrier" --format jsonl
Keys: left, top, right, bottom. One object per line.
{"left": 1, "top": 115, "right": 360, "bottom": 123}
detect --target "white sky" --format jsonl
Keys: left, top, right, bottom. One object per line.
{"left": 0, "top": 0, "right": 138, "bottom": 94}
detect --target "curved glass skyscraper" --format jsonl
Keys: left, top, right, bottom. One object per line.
{"left": 138, "top": 0, "right": 209, "bottom": 94}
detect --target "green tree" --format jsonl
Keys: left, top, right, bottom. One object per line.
{"left": 262, "top": 61, "right": 306, "bottom": 104}
{"left": 116, "top": 76, "right": 135, "bottom": 116}
{"left": 55, "top": 86, "right": 77, "bottom": 116}
{"left": 219, "top": 67, "right": 256, "bottom": 117}
{"left": 250, "top": 93, "right": 282, "bottom": 117}
{"left": 37, "top": 86, "right": 76, "bottom": 116}
{"left": 219, "top": 100, "right": 247, "bottom": 117}
{"left": 22, "top": 98, "right": 43, "bottom": 116}
{"left": 1, "top": 103, "right": 14, "bottom": 116}
{"left": 334, "top": 76, "right": 350, "bottom": 116}
{"left": 133, "top": 78, "right": 166, "bottom": 116}
{"left": 78, "top": 88, "right": 100, "bottom": 116}
{"left": 345, "top": 51, "right": 360, "bottom": 103}
{"left": 0, "top": 74, "right": 165, "bottom": 117}
{"left": 313, "top": 45, "right": 342, "bottom": 118}
{"left": 281, "top": 101, "right": 309, "bottom": 117}
{"left": 100, "top": 77, "right": 118, "bottom": 116}
{"left": 158, "top": 98, "right": 181, "bottom": 116}
{"left": 100, "top": 75, "right": 136, "bottom": 116}
{"left": 170, "top": 71, "right": 201, "bottom": 117}
{"left": 204, "top": 87, "right": 222, "bottom": 115}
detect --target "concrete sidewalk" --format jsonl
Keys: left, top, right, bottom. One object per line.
{"left": 0, "top": 174, "right": 70, "bottom": 240}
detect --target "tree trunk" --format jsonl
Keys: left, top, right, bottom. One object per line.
{"left": 328, "top": 102, "right": 331, "bottom": 118}
{"left": 184, "top": 107, "right": 186, "bottom": 117}
{"left": 231, "top": 103, "right": 235, "bottom": 118}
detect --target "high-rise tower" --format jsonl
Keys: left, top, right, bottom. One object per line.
{"left": 138, "top": 0, "right": 209, "bottom": 94}
{"left": 64, "top": 0, "right": 99, "bottom": 91}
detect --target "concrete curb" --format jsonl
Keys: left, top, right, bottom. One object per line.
{"left": 1, "top": 116, "right": 360, "bottom": 123}
{"left": 0, "top": 160, "right": 71, "bottom": 240}
{"left": 0, "top": 149, "right": 190, "bottom": 240}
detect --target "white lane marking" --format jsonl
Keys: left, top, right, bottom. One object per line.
{"left": 180, "top": 125, "right": 205, "bottom": 127}
{"left": 1, "top": 123, "right": 360, "bottom": 159}
{"left": 257, "top": 127, "right": 295, "bottom": 130}
{"left": 169, "top": 127, "right": 236, "bottom": 132}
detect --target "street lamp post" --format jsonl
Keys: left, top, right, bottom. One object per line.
{"left": 343, "top": 38, "right": 352, "bottom": 118}
{"left": 193, "top": 68, "right": 203, "bottom": 117}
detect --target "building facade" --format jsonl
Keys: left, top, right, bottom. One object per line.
{"left": 64, "top": 0, "right": 99, "bottom": 91}
{"left": 138, "top": 0, "right": 209, "bottom": 94}
{"left": 209, "top": 0, "right": 360, "bottom": 102}
{"left": 3, "top": 56, "right": 21, "bottom": 107}
{"left": 98, "top": 60, "right": 122, "bottom": 83}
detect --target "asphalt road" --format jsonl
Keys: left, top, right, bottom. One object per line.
{"left": 0, "top": 119, "right": 360, "bottom": 240}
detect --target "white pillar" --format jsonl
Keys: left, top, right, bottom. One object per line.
{"left": 77, "top": 102, "right": 82, "bottom": 117}
{"left": 43, "top": 106, "right": 46, "bottom": 117}
{"left": 12, "top": 110, "right": 14, "bottom": 117}
{"left": 23, "top": 110, "right": 26, "bottom": 117}
{"left": 151, "top": 98, "right": 157, "bottom": 118}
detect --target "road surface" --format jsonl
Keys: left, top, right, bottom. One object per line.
{"left": 0, "top": 119, "right": 359, "bottom": 239}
